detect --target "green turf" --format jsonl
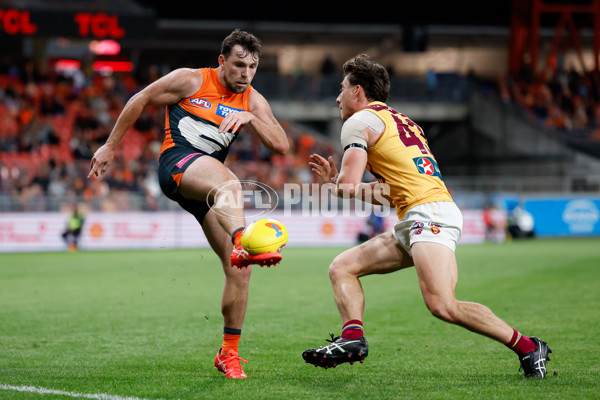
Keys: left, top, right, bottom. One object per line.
{"left": 0, "top": 238, "right": 599, "bottom": 399}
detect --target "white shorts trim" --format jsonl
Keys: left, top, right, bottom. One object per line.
{"left": 393, "top": 201, "right": 463, "bottom": 256}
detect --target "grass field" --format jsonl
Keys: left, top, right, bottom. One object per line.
{"left": 1, "top": 238, "right": 599, "bottom": 399}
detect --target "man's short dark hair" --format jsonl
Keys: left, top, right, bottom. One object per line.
{"left": 221, "top": 29, "right": 262, "bottom": 59}
{"left": 343, "top": 54, "right": 390, "bottom": 102}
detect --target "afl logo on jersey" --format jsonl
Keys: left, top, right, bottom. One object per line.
{"left": 189, "top": 97, "right": 212, "bottom": 109}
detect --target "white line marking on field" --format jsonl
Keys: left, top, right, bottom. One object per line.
{"left": 0, "top": 384, "right": 167, "bottom": 400}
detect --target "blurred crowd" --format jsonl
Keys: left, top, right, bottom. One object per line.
{"left": 4, "top": 55, "right": 598, "bottom": 213}
{"left": 0, "top": 62, "right": 339, "bottom": 212}
{"left": 496, "top": 63, "right": 600, "bottom": 135}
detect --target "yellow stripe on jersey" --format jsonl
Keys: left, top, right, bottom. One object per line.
{"left": 362, "top": 102, "right": 453, "bottom": 220}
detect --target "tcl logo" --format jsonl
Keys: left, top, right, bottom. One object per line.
{"left": 0, "top": 10, "right": 126, "bottom": 38}
{"left": 74, "top": 13, "right": 125, "bottom": 38}
{"left": 0, "top": 9, "right": 37, "bottom": 35}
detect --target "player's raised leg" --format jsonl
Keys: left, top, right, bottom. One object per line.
{"left": 202, "top": 209, "right": 251, "bottom": 379}
{"left": 303, "top": 232, "right": 412, "bottom": 368}
{"left": 180, "top": 156, "right": 246, "bottom": 233}
{"left": 180, "top": 155, "right": 282, "bottom": 269}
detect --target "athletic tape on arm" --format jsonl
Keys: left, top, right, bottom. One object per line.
{"left": 341, "top": 110, "right": 384, "bottom": 152}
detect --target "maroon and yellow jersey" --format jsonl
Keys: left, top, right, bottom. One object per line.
{"left": 159, "top": 68, "right": 253, "bottom": 160}
{"left": 363, "top": 101, "right": 453, "bottom": 219}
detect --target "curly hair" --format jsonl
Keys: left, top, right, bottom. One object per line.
{"left": 342, "top": 54, "right": 390, "bottom": 102}
{"left": 221, "top": 29, "right": 262, "bottom": 59}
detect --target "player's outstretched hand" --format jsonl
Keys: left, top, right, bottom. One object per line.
{"left": 88, "top": 144, "right": 116, "bottom": 179}
{"left": 309, "top": 153, "right": 338, "bottom": 183}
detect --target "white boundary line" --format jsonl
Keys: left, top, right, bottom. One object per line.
{"left": 0, "top": 384, "right": 166, "bottom": 400}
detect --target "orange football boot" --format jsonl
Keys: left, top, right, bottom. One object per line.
{"left": 214, "top": 348, "right": 248, "bottom": 379}
{"left": 230, "top": 228, "right": 282, "bottom": 269}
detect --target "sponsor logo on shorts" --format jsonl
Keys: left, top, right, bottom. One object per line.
{"left": 217, "top": 103, "right": 243, "bottom": 118}
{"left": 189, "top": 97, "right": 211, "bottom": 109}
{"left": 414, "top": 229, "right": 423, "bottom": 235}
{"left": 176, "top": 153, "right": 201, "bottom": 168}
{"left": 411, "top": 222, "right": 424, "bottom": 229}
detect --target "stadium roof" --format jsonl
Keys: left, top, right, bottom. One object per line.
{"left": 139, "top": 0, "right": 513, "bottom": 26}
{"left": 0, "top": 0, "right": 154, "bottom": 15}
{"left": 4, "top": 1, "right": 597, "bottom": 28}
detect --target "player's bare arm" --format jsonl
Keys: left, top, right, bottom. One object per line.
{"left": 88, "top": 68, "right": 203, "bottom": 178}
{"left": 336, "top": 148, "right": 368, "bottom": 198}
{"left": 310, "top": 120, "right": 373, "bottom": 184}
{"left": 354, "top": 181, "right": 393, "bottom": 206}
{"left": 310, "top": 139, "right": 389, "bottom": 204}
{"left": 330, "top": 121, "right": 383, "bottom": 199}
{"left": 219, "top": 90, "right": 288, "bottom": 155}
{"left": 337, "top": 123, "right": 392, "bottom": 203}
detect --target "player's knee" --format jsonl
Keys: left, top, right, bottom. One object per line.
{"left": 328, "top": 254, "right": 354, "bottom": 281}
{"left": 224, "top": 264, "right": 252, "bottom": 283}
{"left": 425, "top": 298, "right": 458, "bottom": 323}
